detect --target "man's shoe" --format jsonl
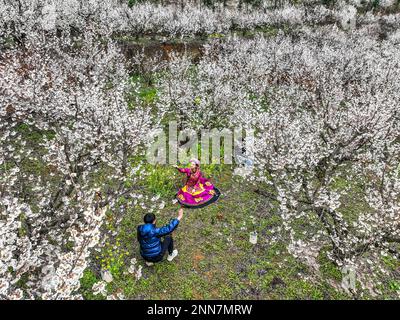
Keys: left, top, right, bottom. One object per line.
{"left": 167, "top": 249, "right": 178, "bottom": 262}
{"left": 145, "top": 261, "right": 154, "bottom": 266}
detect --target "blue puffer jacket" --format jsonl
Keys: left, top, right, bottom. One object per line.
{"left": 137, "top": 219, "right": 179, "bottom": 259}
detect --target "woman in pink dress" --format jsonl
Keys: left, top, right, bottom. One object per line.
{"left": 174, "top": 159, "right": 220, "bottom": 209}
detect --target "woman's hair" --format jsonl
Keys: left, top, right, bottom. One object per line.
{"left": 189, "top": 158, "right": 200, "bottom": 166}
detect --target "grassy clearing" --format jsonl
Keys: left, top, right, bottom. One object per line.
{"left": 82, "top": 164, "right": 355, "bottom": 300}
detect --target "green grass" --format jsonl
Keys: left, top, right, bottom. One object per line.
{"left": 144, "top": 164, "right": 178, "bottom": 198}
{"left": 16, "top": 123, "right": 55, "bottom": 142}
{"left": 82, "top": 164, "right": 359, "bottom": 300}
{"left": 382, "top": 255, "right": 400, "bottom": 271}
{"left": 318, "top": 248, "right": 343, "bottom": 282}
{"left": 80, "top": 269, "right": 105, "bottom": 300}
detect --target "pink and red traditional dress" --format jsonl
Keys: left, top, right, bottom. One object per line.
{"left": 176, "top": 165, "right": 220, "bottom": 209}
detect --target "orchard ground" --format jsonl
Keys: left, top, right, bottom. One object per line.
{"left": 80, "top": 163, "right": 400, "bottom": 300}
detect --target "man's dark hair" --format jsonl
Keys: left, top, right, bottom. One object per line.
{"left": 144, "top": 213, "right": 156, "bottom": 224}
